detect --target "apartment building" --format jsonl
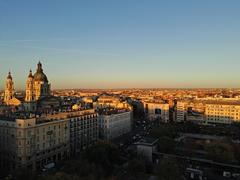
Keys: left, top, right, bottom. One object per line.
{"left": 143, "top": 101, "right": 169, "bottom": 122}
{"left": 94, "top": 95, "right": 131, "bottom": 109}
{"left": 176, "top": 99, "right": 240, "bottom": 124}
{"left": 0, "top": 115, "right": 69, "bottom": 171}
{"left": 69, "top": 109, "right": 98, "bottom": 155}
{"left": 98, "top": 109, "right": 131, "bottom": 140}
{"left": 0, "top": 109, "right": 99, "bottom": 172}
{"left": 205, "top": 102, "right": 240, "bottom": 124}
{"left": 176, "top": 101, "right": 186, "bottom": 122}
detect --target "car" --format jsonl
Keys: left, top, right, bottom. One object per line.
{"left": 223, "top": 171, "right": 231, "bottom": 178}
{"left": 42, "top": 162, "right": 55, "bottom": 172}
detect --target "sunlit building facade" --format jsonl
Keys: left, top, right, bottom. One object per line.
{"left": 94, "top": 95, "right": 131, "bottom": 109}
{"left": 143, "top": 101, "right": 169, "bottom": 122}
{"left": 176, "top": 101, "right": 186, "bottom": 122}
{"left": 3, "top": 62, "right": 52, "bottom": 111}
{"left": 176, "top": 99, "right": 240, "bottom": 124}
{"left": 205, "top": 102, "right": 240, "bottom": 124}
{"left": 0, "top": 62, "right": 99, "bottom": 172}
{"left": 0, "top": 115, "right": 70, "bottom": 171}
{"left": 0, "top": 108, "right": 100, "bottom": 171}
{"left": 98, "top": 109, "right": 131, "bottom": 140}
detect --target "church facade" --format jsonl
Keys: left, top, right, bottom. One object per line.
{"left": 3, "top": 62, "right": 59, "bottom": 112}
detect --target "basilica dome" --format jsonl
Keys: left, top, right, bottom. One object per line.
{"left": 33, "top": 62, "right": 48, "bottom": 82}
{"left": 7, "top": 71, "right": 12, "bottom": 80}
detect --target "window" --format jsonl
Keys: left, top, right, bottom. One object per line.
{"left": 28, "top": 130, "right": 31, "bottom": 136}
{"left": 155, "top": 109, "right": 161, "bottom": 114}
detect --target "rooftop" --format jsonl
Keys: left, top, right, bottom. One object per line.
{"left": 179, "top": 99, "right": 240, "bottom": 106}
{"left": 205, "top": 100, "right": 240, "bottom": 106}
{"left": 135, "top": 137, "right": 159, "bottom": 146}
{"left": 0, "top": 109, "right": 96, "bottom": 124}
{"left": 98, "top": 108, "right": 130, "bottom": 115}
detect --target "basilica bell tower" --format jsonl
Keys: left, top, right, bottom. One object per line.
{"left": 4, "top": 71, "right": 14, "bottom": 103}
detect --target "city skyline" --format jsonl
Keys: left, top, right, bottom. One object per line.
{"left": 1, "top": 0, "right": 240, "bottom": 89}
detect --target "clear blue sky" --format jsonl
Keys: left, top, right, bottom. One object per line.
{"left": 0, "top": 0, "right": 240, "bottom": 89}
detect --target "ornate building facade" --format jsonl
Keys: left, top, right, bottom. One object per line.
{"left": 3, "top": 62, "right": 54, "bottom": 110}
{"left": 0, "top": 62, "right": 100, "bottom": 173}
{"left": 24, "top": 62, "right": 51, "bottom": 102}
{"left": 32, "top": 62, "right": 51, "bottom": 100}
{"left": 4, "top": 72, "right": 14, "bottom": 103}
{"left": 25, "top": 70, "right": 34, "bottom": 102}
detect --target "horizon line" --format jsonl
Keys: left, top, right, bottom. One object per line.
{"left": 1, "top": 87, "right": 240, "bottom": 92}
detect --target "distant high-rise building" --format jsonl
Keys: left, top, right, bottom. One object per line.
{"left": 176, "top": 102, "right": 186, "bottom": 122}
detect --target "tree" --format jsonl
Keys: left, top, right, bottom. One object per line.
{"left": 37, "top": 172, "right": 79, "bottom": 180}
{"left": 57, "top": 141, "right": 120, "bottom": 179}
{"left": 157, "top": 137, "right": 176, "bottom": 153}
{"left": 13, "top": 167, "right": 35, "bottom": 180}
{"left": 150, "top": 125, "right": 177, "bottom": 139}
{"left": 233, "top": 143, "right": 240, "bottom": 164}
{"left": 205, "top": 141, "right": 235, "bottom": 163}
{"left": 182, "top": 121, "right": 200, "bottom": 134}
{"left": 156, "top": 156, "right": 183, "bottom": 180}
{"left": 84, "top": 141, "right": 120, "bottom": 177}
{"left": 63, "top": 159, "right": 92, "bottom": 177}
{"left": 127, "top": 159, "right": 146, "bottom": 176}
